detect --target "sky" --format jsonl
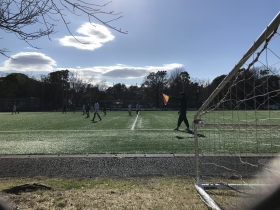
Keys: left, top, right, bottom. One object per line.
{"left": 1, "top": 0, "right": 280, "bottom": 87}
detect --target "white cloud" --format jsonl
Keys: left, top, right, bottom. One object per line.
{"left": 145, "top": 63, "right": 184, "bottom": 72}
{"left": 58, "top": 63, "right": 184, "bottom": 79}
{"left": 0, "top": 52, "right": 56, "bottom": 72}
{"left": 0, "top": 51, "right": 183, "bottom": 85}
{"left": 58, "top": 23, "right": 115, "bottom": 50}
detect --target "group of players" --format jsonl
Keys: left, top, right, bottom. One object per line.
{"left": 11, "top": 104, "right": 19, "bottom": 114}
{"left": 80, "top": 99, "right": 103, "bottom": 121}
{"left": 76, "top": 92, "right": 189, "bottom": 131}
{"left": 78, "top": 100, "right": 142, "bottom": 122}
{"left": 11, "top": 92, "right": 189, "bottom": 131}
{"left": 128, "top": 103, "right": 141, "bottom": 116}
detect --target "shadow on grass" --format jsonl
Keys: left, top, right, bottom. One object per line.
{"left": 177, "top": 129, "right": 206, "bottom": 138}
{"left": 3, "top": 183, "right": 51, "bottom": 195}
{"left": 175, "top": 136, "right": 184, "bottom": 140}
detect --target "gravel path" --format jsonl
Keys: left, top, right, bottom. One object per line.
{"left": 0, "top": 154, "right": 275, "bottom": 178}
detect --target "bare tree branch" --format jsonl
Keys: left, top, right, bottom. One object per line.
{"left": 0, "top": 0, "right": 127, "bottom": 57}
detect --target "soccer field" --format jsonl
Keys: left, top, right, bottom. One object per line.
{"left": 0, "top": 111, "right": 196, "bottom": 155}
{"left": 1, "top": 110, "right": 280, "bottom": 155}
{"left": 198, "top": 110, "right": 280, "bottom": 154}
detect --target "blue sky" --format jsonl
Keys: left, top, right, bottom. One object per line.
{"left": 1, "top": 0, "right": 280, "bottom": 87}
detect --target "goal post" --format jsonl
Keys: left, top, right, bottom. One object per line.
{"left": 194, "top": 12, "right": 280, "bottom": 209}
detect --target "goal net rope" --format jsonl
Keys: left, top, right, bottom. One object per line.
{"left": 194, "top": 12, "right": 280, "bottom": 210}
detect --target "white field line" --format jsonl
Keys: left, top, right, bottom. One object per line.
{"left": 0, "top": 129, "right": 177, "bottom": 132}
{"left": 0, "top": 127, "right": 243, "bottom": 133}
{"left": 2, "top": 128, "right": 274, "bottom": 132}
{"left": 0, "top": 130, "right": 131, "bottom": 132}
{"left": 131, "top": 112, "right": 139, "bottom": 130}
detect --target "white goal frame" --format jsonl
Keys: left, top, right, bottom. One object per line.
{"left": 193, "top": 12, "right": 280, "bottom": 210}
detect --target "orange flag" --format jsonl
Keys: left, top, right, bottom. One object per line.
{"left": 162, "top": 93, "right": 169, "bottom": 105}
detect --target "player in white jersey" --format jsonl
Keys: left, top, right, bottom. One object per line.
{"left": 128, "top": 104, "right": 132, "bottom": 116}
{"left": 82, "top": 104, "right": 85, "bottom": 115}
{"left": 136, "top": 103, "right": 141, "bottom": 114}
{"left": 12, "top": 104, "right": 16, "bottom": 114}
{"left": 91, "top": 99, "right": 102, "bottom": 121}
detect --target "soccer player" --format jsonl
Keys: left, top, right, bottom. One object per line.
{"left": 17, "top": 103, "right": 20, "bottom": 114}
{"left": 128, "top": 103, "right": 132, "bottom": 116}
{"left": 72, "top": 103, "right": 76, "bottom": 113}
{"left": 62, "top": 102, "right": 66, "bottom": 114}
{"left": 91, "top": 99, "right": 102, "bottom": 121}
{"left": 103, "top": 103, "right": 107, "bottom": 115}
{"left": 12, "top": 104, "right": 16, "bottom": 114}
{"left": 172, "top": 92, "right": 190, "bottom": 131}
{"left": 86, "top": 103, "right": 90, "bottom": 117}
{"left": 82, "top": 104, "right": 85, "bottom": 115}
{"left": 136, "top": 103, "right": 140, "bottom": 114}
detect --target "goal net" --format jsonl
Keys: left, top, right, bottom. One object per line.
{"left": 194, "top": 12, "right": 280, "bottom": 210}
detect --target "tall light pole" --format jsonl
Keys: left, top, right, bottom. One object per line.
{"left": 113, "top": 83, "right": 115, "bottom": 108}
{"left": 42, "top": 82, "right": 44, "bottom": 110}
{"left": 135, "top": 83, "right": 137, "bottom": 104}
{"left": 90, "top": 84, "right": 92, "bottom": 106}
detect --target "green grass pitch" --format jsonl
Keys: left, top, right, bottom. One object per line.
{"left": 1, "top": 110, "right": 279, "bottom": 155}
{"left": 0, "top": 111, "right": 196, "bottom": 155}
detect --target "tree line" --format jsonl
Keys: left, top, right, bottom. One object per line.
{"left": 0, "top": 67, "right": 279, "bottom": 111}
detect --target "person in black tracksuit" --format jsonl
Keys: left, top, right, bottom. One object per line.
{"left": 62, "top": 103, "right": 66, "bottom": 114}
{"left": 172, "top": 92, "right": 190, "bottom": 131}
{"left": 86, "top": 103, "right": 90, "bottom": 117}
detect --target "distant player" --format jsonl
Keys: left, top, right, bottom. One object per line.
{"left": 91, "top": 99, "right": 102, "bottom": 121}
{"left": 17, "top": 103, "right": 20, "bottom": 114}
{"left": 72, "top": 103, "right": 76, "bottom": 113}
{"left": 86, "top": 103, "right": 90, "bottom": 117}
{"left": 82, "top": 104, "right": 85, "bottom": 115}
{"left": 128, "top": 103, "right": 132, "bottom": 116}
{"left": 136, "top": 103, "right": 140, "bottom": 114}
{"left": 103, "top": 103, "right": 107, "bottom": 115}
{"left": 12, "top": 104, "right": 16, "bottom": 114}
{"left": 62, "top": 103, "right": 66, "bottom": 114}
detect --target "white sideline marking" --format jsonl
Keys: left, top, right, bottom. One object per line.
{"left": 131, "top": 112, "right": 139, "bottom": 130}
{"left": 0, "top": 130, "right": 129, "bottom": 132}
{"left": 0, "top": 128, "right": 267, "bottom": 132}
